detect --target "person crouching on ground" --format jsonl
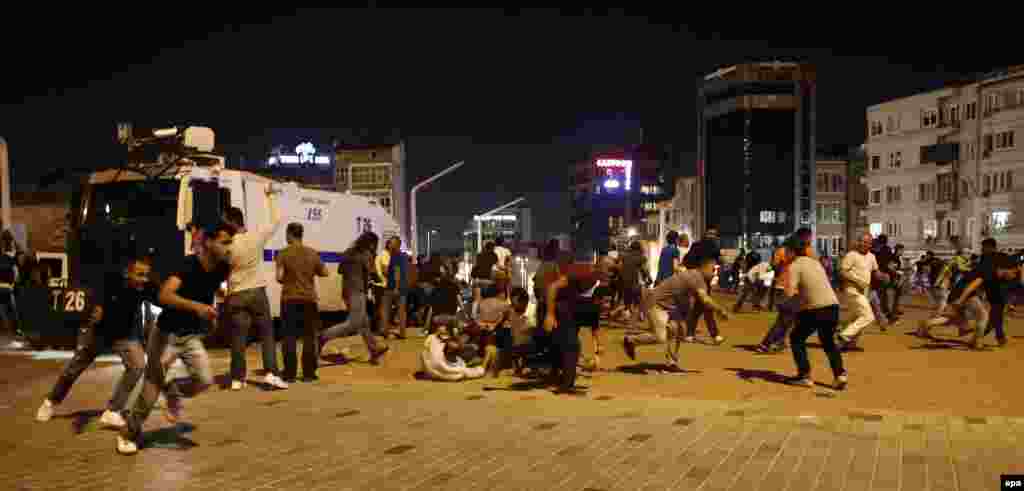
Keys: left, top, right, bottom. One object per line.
{"left": 622, "top": 255, "right": 729, "bottom": 369}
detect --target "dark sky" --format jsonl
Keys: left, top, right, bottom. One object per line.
{"left": 0, "top": 8, "right": 1008, "bottom": 250}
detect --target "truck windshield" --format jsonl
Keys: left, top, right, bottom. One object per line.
{"left": 87, "top": 179, "right": 180, "bottom": 225}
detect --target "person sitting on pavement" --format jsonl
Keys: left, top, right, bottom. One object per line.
{"left": 622, "top": 255, "right": 729, "bottom": 368}
{"left": 417, "top": 322, "right": 486, "bottom": 382}
{"left": 495, "top": 287, "right": 546, "bottom": 378}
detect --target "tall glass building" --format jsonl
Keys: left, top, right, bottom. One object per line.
{"left": 697, "top": 62, "right": 817, "bottom": 254}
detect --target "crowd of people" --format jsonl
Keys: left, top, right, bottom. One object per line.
{"left": 26, "top": 188, "right": 1022, "bottom": 455}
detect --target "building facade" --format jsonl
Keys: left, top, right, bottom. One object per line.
{"left": 814, "top": 157, "right": 849, "bottom": 257}
{"left": 697, "top": 61, "right": 817, "bottom": 252}
{"left": 462, "top": 207, "right": 533, "bottom": 259}
{"left": 335, "top": 142, "right": 409, "bottom": 242}
{"left": 569, "top": 145, "right": 663, "bottom": 258}
{"left": 864, "top": 66, "right": 1024, "bottom": 252}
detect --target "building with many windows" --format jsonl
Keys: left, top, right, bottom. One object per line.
{"left": 335, "top": 142, "right": 408, "bottom": 241}
{"left": 697, "top": 61, "right": 818, "bottom": 252}
{"left": 865, "top": 65, "right": 1024, "bottom": 252}
{"left": 569, "top": 145, "right": 663, "bottom": 258}
{"left": 814, "top": 155, "right": 849, "bottom": 257}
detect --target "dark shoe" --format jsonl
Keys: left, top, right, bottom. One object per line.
{"left": 785, "top": 376, "right": 814, "bottom": 388}
{"left": 282, "top": 377, "right": 298, "bottom": 384}
{"left": 318, "top": 336, "right": 328, "bottom": 357}
{"left": 622, "top": 337, "right": 637, "bottom": 361}
{"left": 300, "top": 376, "right": 320, "bottom": 383}
{"left": 370, "top": 346, "right": 390, "bottom": 365}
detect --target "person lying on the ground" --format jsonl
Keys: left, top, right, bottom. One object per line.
{"left": 417, "top": 323, "right": 486, "bottom": 382}
{"left": 916, "top": 300, "right": 984, "bottom": 341}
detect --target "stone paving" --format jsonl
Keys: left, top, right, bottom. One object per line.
{"left": 2, "top": 293, "right": 1023, "bottom": 490}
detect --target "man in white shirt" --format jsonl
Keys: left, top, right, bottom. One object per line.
{"left": 837, "top": 233, "right": 887, "bottom": 349}
{"left": 493, "top": 236, "right": 513, "bottom": 300}
{"left": 223, "top": 184, "right": 288, "bottom": 390}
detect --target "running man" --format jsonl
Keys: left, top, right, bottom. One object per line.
{"left": 622, "top": 255, "right": 729, "bottom": 367}
{"left": 117, "top": 223, "right": 235, "bottom": 455}
{"left": 37, "top": 252, "right": 158, "bottom": 427}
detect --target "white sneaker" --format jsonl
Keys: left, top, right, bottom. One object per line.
{"left": 100, "top": 410, "right": 126, "bottom": 428}
{"left": 265, "top": 374, "right": 289, "bottom": 390}
{"left": 684, "top": 336, "right": 696, "bottom": 343}
{"left": 116, "top": 435, "right": 138, "bottom": 455}
{"left": 36, "top": 399, "right": 55, "bottom": 422}
{"left": 230, "top": 380, "right": 246, "bottom": 391}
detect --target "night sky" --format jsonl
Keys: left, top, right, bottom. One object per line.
{"left": 0, "top": 8, "right": 1006, "bottom": 250}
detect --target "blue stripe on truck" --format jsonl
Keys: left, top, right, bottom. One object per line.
{"left": 264, "top": 250, "right": 344, "bottom": 263}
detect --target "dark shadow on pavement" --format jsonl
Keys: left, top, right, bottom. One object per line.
{"left": 320, "top": 354, "right": 353, "bottom": 366}
{"left": 56, "top": 409, "right": 103, "bottom": 434}
{"left": 482, "top": 380, "right": 551, "bottom": 392}
{"left": 733, "top": 344, "right": 763, "bottom": 353}
{"left": 618, "top": 363, "right": 702, "bottom": 375}
{"left": 724, "top": 368, "right": 793, "bottom": 386}
{"left": 909, "top": 342, "right": 971, "bottom": 351}
{"left": 141, "top": 423, "right": 198, "bottom": 450}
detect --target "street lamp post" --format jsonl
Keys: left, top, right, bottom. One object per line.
{"left": 426, "top": 229, "right": 438, "bottom": 258}
{"left": 475, "top": 197, "right": 526, "bottom": 253}
{"left": 0, "top": 137, "right": 10, "bottom": 232}
{"left": 410, "top": 161, "right": 465, "bottom": 258}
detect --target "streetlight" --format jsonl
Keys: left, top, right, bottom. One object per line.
{"left": 426, "top": 229, "right": 438, "bottom": 258}
{"left": 0, "top": 137, "right": 10, "bottom": 232}
{"left": 410, "top": 160, "right": 465, "bottom": 258}
{"left": 475, "top": 197, "right": 525, "bottom": 253}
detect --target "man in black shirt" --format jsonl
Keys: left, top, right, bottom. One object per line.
{"left": 954, "top": 240, "right": 1018, "bottom": 348}
{"left": 36, "top": 253, "right": 158, "bottom": 428}
{"left": 117, "top": 223, "right": 235, "bottom": 455}
{"left": 682, "top": 227, "right": 724, "bottom": 344}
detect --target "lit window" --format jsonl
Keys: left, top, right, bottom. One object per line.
{"left": 870, "top": 223, "right": 883, "bottom": 236}
{"left": 992, "top": 211, "right": 1011, "bottom": 233}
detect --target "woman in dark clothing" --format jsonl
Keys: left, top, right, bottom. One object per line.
{"left": 542, "top": 252, "right": 593, "bottom": 394}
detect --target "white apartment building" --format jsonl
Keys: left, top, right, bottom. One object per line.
{"left": 865, "top": 66, "right": 1024, "bottom": 252}
{"left": 335, "top": 142, "right": 409, "bottom": 241}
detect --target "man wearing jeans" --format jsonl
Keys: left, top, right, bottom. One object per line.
{"left": 756, "top": 229, "right": 814, "bottom": 353}
{"left": 320, "top": 231, "right": 389, "bottom": 364}
{"left": 223, "top": 183, "right": 286, "bottom": 391}
{"left": 276, "top": 223, "right": 329, "bottom": 381}
{"left": 37, "top": 254, "right": 158, "bottom": 427}
{"left": 380, "top": 237, "right": 410, "bottom": 339}
{"left": 622, "top": 256, "right": 728, "bottom": 367}
{"left": 117, "top": 223, "right": 235, "bottom": 455}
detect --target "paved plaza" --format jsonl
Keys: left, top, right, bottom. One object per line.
{"left": 3, "top": 293, "right": 1023, "bottom": 490}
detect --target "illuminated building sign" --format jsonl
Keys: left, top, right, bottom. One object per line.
{"left": 473, "top": 215, "right": 517, "bottom": 221}
{"left": 268, "top": 142, "right": 331, "bottom": 166}
{"left": 596, "top": 158, "right": 632, "bottom": 191}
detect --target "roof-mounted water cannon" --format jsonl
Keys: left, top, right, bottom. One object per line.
{"left": 118, "top": 123, "right": 215, "bottom": 153}
{"left": 117, "top": 123, "right": 222, "bottom": 177}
